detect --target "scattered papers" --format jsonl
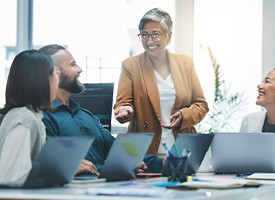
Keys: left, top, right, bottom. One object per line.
{"left": 83, "top": 188, "right": 172, "bottom": 197}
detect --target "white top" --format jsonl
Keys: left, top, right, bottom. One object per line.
{"left": 239, "top": 111, "right": 266, "bottom": 132}
{"left": 0, "top": 107, "right": 46, "bottom": 186}
{"left": 154, "top": 71, "right": 176, "bottom": 154}
{"left": 0, "top": 125, "right": 32, "bottom": 185}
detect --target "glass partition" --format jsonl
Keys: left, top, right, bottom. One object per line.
{"left": 0, "top": 0, "right": 17, "bottom": 106}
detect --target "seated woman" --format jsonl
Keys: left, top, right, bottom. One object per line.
{"left": 240, "top": 68, "right": 275, "bottom": 132}
{"left": 0, "top": 49, "right": 59, "bottom": 186}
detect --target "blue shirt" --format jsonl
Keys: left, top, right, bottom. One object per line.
{"left": 42, "top": 98, "right": 115, "bottom": 171}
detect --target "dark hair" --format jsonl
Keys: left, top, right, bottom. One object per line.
{"left": 138, "top": 8, "right": 173, "bottom": 34}
{"left": 39, "top": 44, "right": 65, "bottom": 57}
{"left": 0, "top": 49, "right": 54, "bottom": 115}
{"left": 39, "top": 44, "right": 66, "bottom": 67}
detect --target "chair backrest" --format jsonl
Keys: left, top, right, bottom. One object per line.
{"left": 70, "top": 83, "right": 114, "bottom": 131}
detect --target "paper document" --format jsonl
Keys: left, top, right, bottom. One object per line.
{"left": 247, "top": 173, "right": 275, "bottom": 180}
{"left": 180, "top": 176, "right": 261, "bottom": 189}
{"left": 71, "top": 178, "right": 106, "bottom": 184}
{"left": 181, "top": 180, "right": 260, "bottom": 189}
{"left": 83, "top": 188, "right": 172, "bottom": 197}
{"left": 136, "top": 173, "right": 162, "bottom": 178}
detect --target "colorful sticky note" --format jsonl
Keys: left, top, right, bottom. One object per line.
{"left": 122, "top": 141, "right": 139, "bottom": 156}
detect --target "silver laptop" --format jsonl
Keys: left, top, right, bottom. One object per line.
{"left": 170, "top": 133, "right": 214, "bottom": 175}
{"left": 211, "top": 132, "right": 275, "bottom": 174}
{"left": 0, "top": 136, "right": 94, "bottom": 188}
{"left": 99, "top": 132, "right": 154, "bottom": 181}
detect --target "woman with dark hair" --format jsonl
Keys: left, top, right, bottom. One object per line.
{"left": 0, "top": 49, "right": 59, "bottom": 186}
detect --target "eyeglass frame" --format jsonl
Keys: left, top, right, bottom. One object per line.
{"left": 137, "top": 31, "right": 164, "bottom": 42}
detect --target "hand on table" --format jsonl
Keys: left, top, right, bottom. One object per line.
{"left": 76, "top": 159, "right": 99, "bottom": 176}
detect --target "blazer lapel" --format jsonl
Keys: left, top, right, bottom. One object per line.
{"left": 168, "top": 52, "right": 183, "bottom": 111}
{"left": 141, "top": 53, "right": 162, "bottom": 123}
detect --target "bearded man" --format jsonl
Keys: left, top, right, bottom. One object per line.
{"left": 40, "top": 44, "right": 163, "bottom": 176}
{"left": 40, "top": 45, "right": 114, "bottom": 176}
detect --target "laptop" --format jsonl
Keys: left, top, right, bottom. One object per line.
{"left": 211, "top": 132, "right": 275, "bottom": 174}
{"left": 1, "top": 136, "right": 94, "bottom": 188}
{"left": 98, "top": 132, "right": 154, "bottom": 181}
{"left": 170, "top": 133, "right": 214, "bottom": 175}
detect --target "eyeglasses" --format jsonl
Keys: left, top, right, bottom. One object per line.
{"left": 138, "top": 32, "right": 163, "bottom": 42}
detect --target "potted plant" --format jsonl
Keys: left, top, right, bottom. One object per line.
{"left": 196, "top": 46, "right": 247, "bottom": 133}
{"left": 197, "top": 46, "right": 247, "bottom": 172}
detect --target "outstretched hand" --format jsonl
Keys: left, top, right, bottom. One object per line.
{"left": 161, "top": 111, "right": 182, "bottom": 129}
{"left": 114, "top": 106, "right": 134, "bottom": 123}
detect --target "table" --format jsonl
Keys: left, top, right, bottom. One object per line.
{"left": 1, "top": 175, "right": 275, "bottom": 200}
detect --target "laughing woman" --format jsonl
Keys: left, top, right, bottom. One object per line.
{"left": 240, "top": 68, "right": 275, "bottom": 132}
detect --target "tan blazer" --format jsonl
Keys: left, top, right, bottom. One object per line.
{"left": 114, "top": 51, "right": 209, "bottom": 155}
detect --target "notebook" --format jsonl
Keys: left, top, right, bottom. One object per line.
{"left": 211, "top": 132, "right": 275, "bottom": 174}
{"left": 170, "top": 133, "right": 214, "bottom": 175}
{"left": 1, "top": 136, "right": 94, "bottom": 188}
{"left": 98, "top": 132, "right": 154, "bottom": 181}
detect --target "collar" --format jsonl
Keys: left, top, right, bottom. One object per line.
{"left": 52, "top": 98, "right": 81, "bottom": 113}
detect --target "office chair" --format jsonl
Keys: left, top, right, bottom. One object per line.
{"left": 70, "top": 83, "right": 114, "bottom": 131}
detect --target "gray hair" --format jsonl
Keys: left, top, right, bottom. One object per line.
{"left": 138, "top": 8, "right": 173, "bottom": 34}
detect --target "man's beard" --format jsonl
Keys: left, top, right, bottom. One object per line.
{"left": 59, "top": 72, "right": 85, "bottom": 94}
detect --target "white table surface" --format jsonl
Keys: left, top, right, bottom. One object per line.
{"left": 1, "top": 174, "right": 275, "bottom": 200}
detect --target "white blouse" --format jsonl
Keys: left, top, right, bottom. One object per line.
{"left": 0, "top": 125, "right": 32, "bottom": 186}
{"left": 0, "top": 108, "right": 46, "bottom": 186}
{"left": 154, "top": 71, "right": 176, "bottom": 154}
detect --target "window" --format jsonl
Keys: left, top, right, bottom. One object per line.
{"left": 32, "top": 0, "right": 175, "bottom": 129}
{"left": 194, "top": 0, "right": 262, "bottom": 131}
{"left": 32, "top": 0, "right": 175, "bottom": 83}
{"left": 0, "top": 0, "right": 17, "bottom": 106}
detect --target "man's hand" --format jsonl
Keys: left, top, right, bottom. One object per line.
{"left": 76, "top": 159, "right": 99, "bottom": 176}
{"left": 137, "top": 161, "right": 147, "bottom": 173}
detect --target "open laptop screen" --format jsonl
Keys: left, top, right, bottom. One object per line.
{"left": 99, "top": 132, "right": 154, "bottom": 181}
{"left": 171, "top": 133, "right": 214, "bottom": 175}
{"left": 211, "top": 132, "right": 275, "bottom": 174}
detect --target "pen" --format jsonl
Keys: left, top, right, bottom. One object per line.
{"left": 162, "top": 141, "right": 177, "bottom": 168}
{"left": 182, "top": 148, "right": 191, "bottom": 158}
{"left": 162, "top": 141, "right": 174, "bottom": 157}
{"left": 191, "top": 177, "right": 212, "bottom": 182}
{"left": 172, "top": 143, "right": 180, "bottom": 157}
{"left": 236, "top": 172, "right": 253, "bottom": 177}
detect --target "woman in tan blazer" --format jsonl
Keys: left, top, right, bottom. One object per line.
{"left": 114, "top": 8, "right": 208, "bottom": 157}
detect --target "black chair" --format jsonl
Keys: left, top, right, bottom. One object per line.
{"left": 70, "top": 83, "right": 114, "bottom": 131}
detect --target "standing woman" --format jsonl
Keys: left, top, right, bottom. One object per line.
{"left": 114, "top": 8, "right": 208, "bottom": 156}
{"left": 0, "top": 49, "right": 59, "bottom": 186}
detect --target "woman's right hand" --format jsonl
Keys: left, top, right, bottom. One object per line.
{"left": 114, "top": 106, "right": 134, "bottom": 123}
